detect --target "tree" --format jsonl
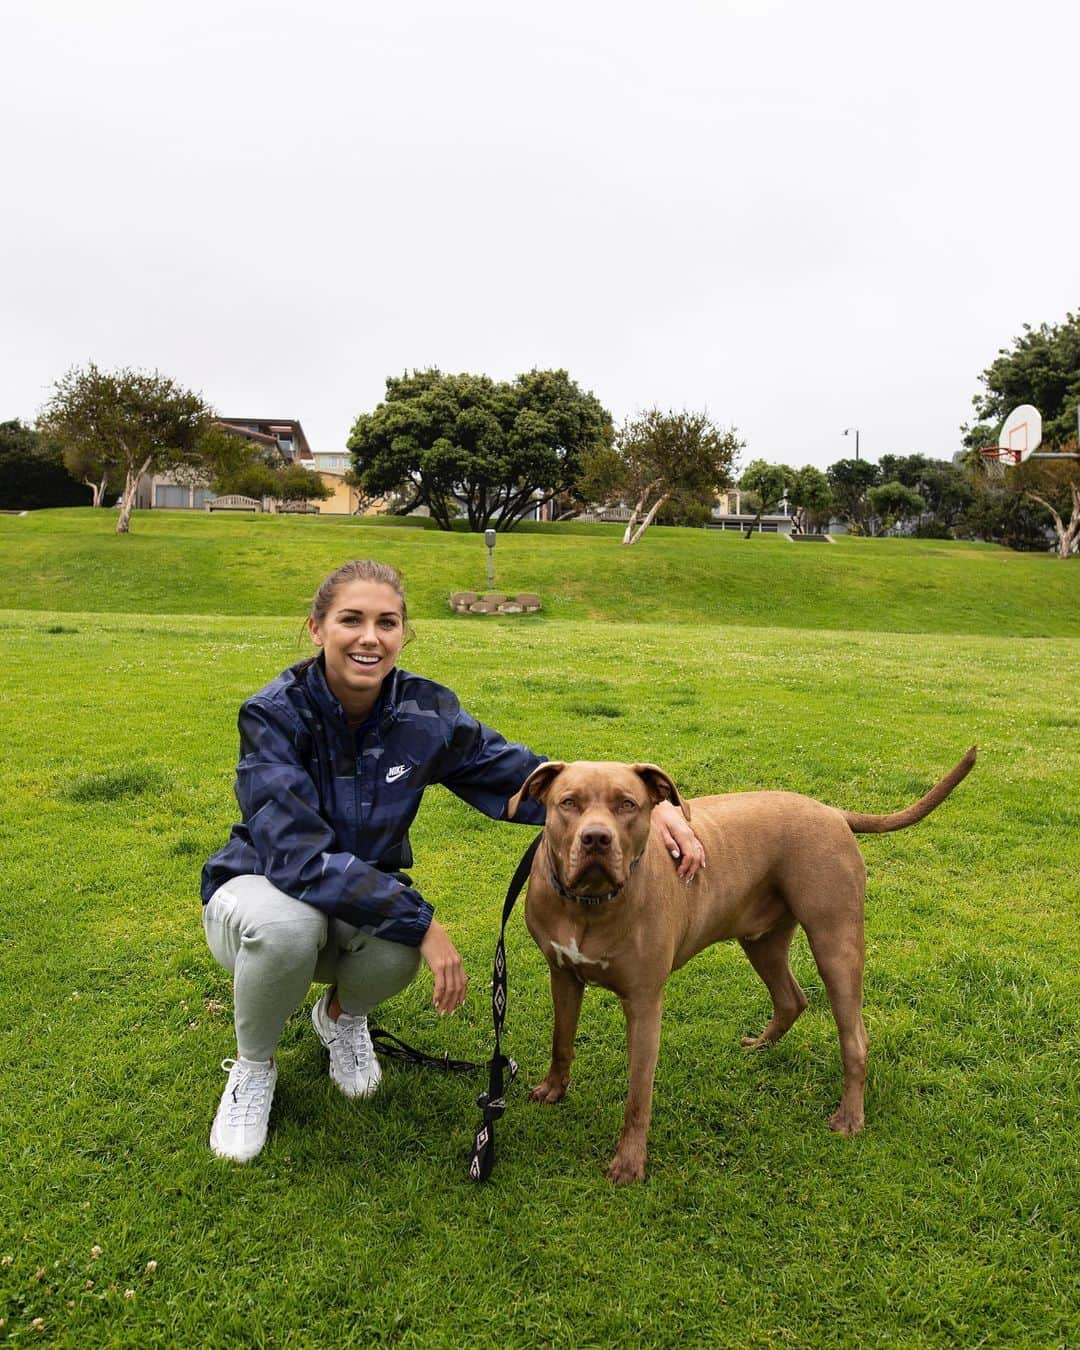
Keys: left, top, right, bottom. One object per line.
{"left": 55, "top": 430, "right": 119, "bottom": 507}
{"left": 737, "top": 460, "right": 794, "bottom": 538}
{"left": 961, "top": 311, "right": 1080, "bottom": 557}
{"left": 877, "top": 453, "right": 973, "bottom": 532}
{"left": 0, "top": 420, "right": 90, "bottom": 510}
{"left": 579, "top": 409, "right": 741, "bottom": 546}
{"left": 866, "top": 480, "right": 926, "bottom": 533}
{"left": 347, "top": 368, "right": 612, "bottom": 532}
{"left": 788, "top": 464, "right": 832, "bottom": 533}
{"left": 1010, "top": 456, "right": 1080, "bottom": 558}
{"left": 276, "top": 464, "right": 333, "bottom": 505}
{"left": 962, "top": 311, "right": 1080, "bottom": 451}
{"left": 199, "top": 426, "right": 334, "bottom": 509}
{"left": 39, "top": 364, "right": 212, "bottom": 533}
{"left": 826, "top": 458, "right": 880, "bottom": 533}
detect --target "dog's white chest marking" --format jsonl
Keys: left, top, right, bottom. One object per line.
{"left": 549, "top": 938, "right": 610, "bottom": 974}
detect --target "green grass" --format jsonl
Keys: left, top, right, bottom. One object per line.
{"left": 1, "top": 513, "right": 1078, "bottom": 1346}
{"left": 2, "top": 507, "right": 1078, "bottom": 636}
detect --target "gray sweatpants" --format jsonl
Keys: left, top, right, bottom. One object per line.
{"left": 203, "top": 874, "right": 422, "bottom": 1062}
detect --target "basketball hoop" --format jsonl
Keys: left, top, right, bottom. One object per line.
{"left": 978, "top": 446, "right": 1021, "bottom": 479}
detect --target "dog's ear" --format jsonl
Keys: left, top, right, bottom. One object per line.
{"left": 630, "top": 763, "right": 691, "bottom": 820}
{"left": 507, "top": 761, "right": 567, "bottom": 819}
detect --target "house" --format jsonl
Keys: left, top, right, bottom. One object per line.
{"left": 135, "top": 418, "right": 315, "bottom": 509}
{"left": 707, "top": 488, "right": 796, "bottom": 534}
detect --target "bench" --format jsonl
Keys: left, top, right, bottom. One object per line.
{"left": 206, "top": 495, "right": 262, "bottom": 513}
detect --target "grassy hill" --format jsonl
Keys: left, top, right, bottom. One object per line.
{"left": 2, "top": 507, "right": 1078, "bottom": 636}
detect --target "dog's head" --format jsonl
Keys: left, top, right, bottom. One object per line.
{"left": 509, "top": 760, "right": 689, "bottom": 899}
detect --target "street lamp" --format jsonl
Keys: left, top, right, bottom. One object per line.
{"left": 484, "top": 528, "right": 496, "bottom": 591}
{"left": 843, "top": 427, "right": 860, "bottom": 461}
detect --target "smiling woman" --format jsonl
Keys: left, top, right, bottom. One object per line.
{"left": 198, "top": 556, "right": 712, "bottom": 1164}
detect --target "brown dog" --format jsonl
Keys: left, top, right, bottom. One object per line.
{"left": 509, "top": 750, "right": 975, "bottom": 1183}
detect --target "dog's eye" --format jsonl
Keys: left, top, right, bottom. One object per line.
{"left": 559, "top": 797, "right": 578, "bottom": 811}
{"left": 619, "top": 799, "right": 638, "bottom": 813}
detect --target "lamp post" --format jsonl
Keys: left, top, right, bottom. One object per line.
{"left": 484, "top": 528, "right": 496, "bottom": 591}
{"left": 843, "top": 427, "right": 860, "bottom": 461}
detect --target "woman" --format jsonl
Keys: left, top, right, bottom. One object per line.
{"left": 201, "top": 559, "right": 704, "bottom": 1161}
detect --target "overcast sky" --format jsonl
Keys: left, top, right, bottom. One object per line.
{"left": 3, "top": 0, "right": 1078, "bottom": 472}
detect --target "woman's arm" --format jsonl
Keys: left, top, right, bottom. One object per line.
{"left": 234, "top": 699, "right": 434, "bottom": 945}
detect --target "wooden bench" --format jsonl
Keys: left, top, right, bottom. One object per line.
{"left": 206, "top": 495, "right": 262, "bottom": 513}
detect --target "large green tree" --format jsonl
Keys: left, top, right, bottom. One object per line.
{"left": 962, "top": 310, "right": 1080, "bottom": 452}
{"left": 579, "top": 409, "right": 741, "bottom": 545}
{"left": 0, "top": 420, "right": 90, "bottom": 510}
{"left": 961, "top": 311, "right": 1080, "bottom": 557}
{"left": 876, "top": 453, "right": 973, "bottom": 534}
{"left": 347, "top": 368, "right": 612, "bottom": 531}
{"left": 39, "top": 364, "right": 212, "bottom": 533}
{"left": 826, "top": 457, "right": 880, "bottom": 533}
{"left": 866, "top": 481, "right": 925, "bottom": 534}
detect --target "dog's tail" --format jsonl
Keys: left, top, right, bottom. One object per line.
{"left": 842, "top": 747, "right": 976, "bottom": 834}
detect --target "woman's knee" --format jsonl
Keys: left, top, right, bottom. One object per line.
{"left": 242, "top": 909, "right": 328, "bottom": 969}
{"left": 207, "top": 876, "right": 329, "bottom": 972}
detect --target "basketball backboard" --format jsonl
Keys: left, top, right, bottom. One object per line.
{"left": 999, "top": 405, "right": 1042, "bottom": 462}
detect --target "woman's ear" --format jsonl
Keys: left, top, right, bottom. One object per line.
{"left": 307, "top": 616, "right": 323, "bottom": 647}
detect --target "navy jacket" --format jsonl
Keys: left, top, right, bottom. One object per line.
{"left": 201, "top": 657, "right": 545, "bottom": 946}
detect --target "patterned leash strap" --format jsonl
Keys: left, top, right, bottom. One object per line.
{"left": 467, "top": 832, "right": 543, "bottom": 1183}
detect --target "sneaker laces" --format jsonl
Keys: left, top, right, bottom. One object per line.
{"left": 220, "top": 1058, "right": 274, "bottom": 1127}
{"left": 328, "top": 1014, "right": 374, "bottom": 1074}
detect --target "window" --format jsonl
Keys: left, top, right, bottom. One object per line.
{"left": 155, "top": 484, "right": 189, "bottom": 508}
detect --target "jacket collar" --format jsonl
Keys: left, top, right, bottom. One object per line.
{"left": 302, "top": 656, "right": 400, "bottom": 730}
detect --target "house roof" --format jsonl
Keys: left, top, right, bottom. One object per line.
{"left": 216, "top": 418, "right": 313, "bottom": 460}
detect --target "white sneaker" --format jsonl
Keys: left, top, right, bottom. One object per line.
{"left": 209, "top": 1057, "right": 277, "bottom": 1162}
{"left": 311, "top": 989, "right": 382, "bottom": 1099}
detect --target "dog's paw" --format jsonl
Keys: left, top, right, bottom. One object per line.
{"left": 529, "top": 1078, "right": 568, "bottom": 1104}
{"left": 606, "top": 1151, "right": 646, "bottom": 1185}
{"left": 828, "top": 1107, "right": 865, "bottom": 1136}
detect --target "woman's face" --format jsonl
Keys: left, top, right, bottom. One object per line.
{"left": 307, "top": 579, "right": 405, "bottom": 718}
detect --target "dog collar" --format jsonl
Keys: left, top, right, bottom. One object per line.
{"left": 546, "top": 843, "right": 643, "bottom": 908}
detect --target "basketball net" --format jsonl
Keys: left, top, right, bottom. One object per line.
{"left": 978, "top": 446, "right": 1021, "bottom": 480}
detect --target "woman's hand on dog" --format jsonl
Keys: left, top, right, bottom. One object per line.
{"left": 653, "top": 799, "right": 706, "bottom": 881}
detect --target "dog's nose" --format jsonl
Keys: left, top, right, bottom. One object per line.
{"left": 580, "top": 824, "right": 613, "bottom": 853}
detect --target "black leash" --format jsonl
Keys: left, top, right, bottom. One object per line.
{"left": 467, "top": 832, "right": 542, "bottom": 1182}
{"left": 367, "top": 1025, "right": 481, "bottom": 1075}
{"left": 366, "top": 832, "right": 542, "bottom": 1182}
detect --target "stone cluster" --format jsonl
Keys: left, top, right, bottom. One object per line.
{"left": 449, "top": 591, "right": 542, "bottom": 615}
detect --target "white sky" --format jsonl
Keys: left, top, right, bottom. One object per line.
{"left": 3, "top": 0, "right": 1078, "bottom": 471}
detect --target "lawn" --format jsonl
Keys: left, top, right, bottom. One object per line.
{"left": 0, "top": 512, "right": 1077, "bottom": 1346}
{"left": 2, "top": 507, "right": 1078, "bottom": 637}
